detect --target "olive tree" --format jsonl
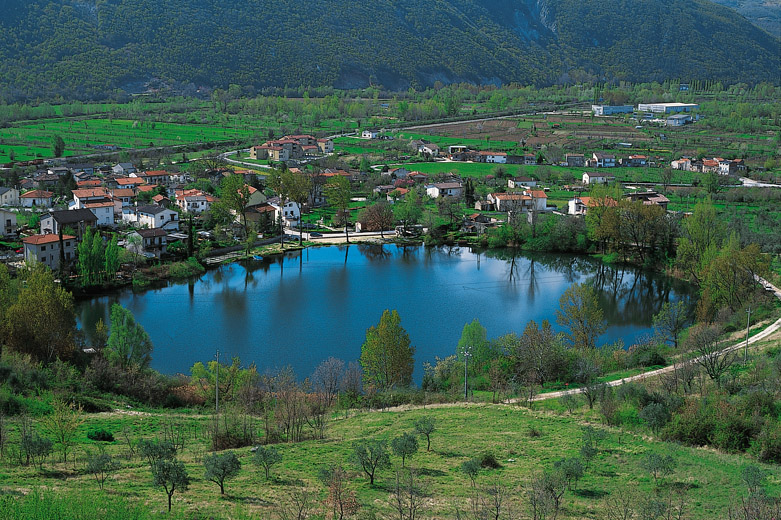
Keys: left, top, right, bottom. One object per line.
{"left": 254, "top": 445, "right": 282, "bottom": 480}
{"left": 152, "top": 459, "right": 190, "bottom": 512}
{"left": 413, "top": 416, "right": 436, "bottom": 452}
{"left": 204, "top": 451, "right": 241, "bottom": 495}
{"left": 391, "top": 432, "right": 419, "bottom": 468}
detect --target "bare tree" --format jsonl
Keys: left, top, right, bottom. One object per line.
{"left": 275, "top": 485, "right": 317, "bottom": 520}
{"left": 602, "top": 486, "right": 640, "bottom": 520}
{"left": 687, "top": 323, "right": 736, "bottom": 385}
{"left": 312, "top": 357, "right": 345, "bottom": 408}
{"left": 392, "top": 468, "right": 427, "bottom": 520}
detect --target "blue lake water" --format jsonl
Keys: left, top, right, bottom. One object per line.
{"left": 76, "top": 245, "right": 695, "bottom": 382}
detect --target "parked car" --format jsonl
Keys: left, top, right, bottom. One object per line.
{"left": 310, "top": 232, "right": 322, "bottom": 237}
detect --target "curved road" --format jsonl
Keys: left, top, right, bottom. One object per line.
{"left": 531, "top": 279, "right": 781, "bottom": 402}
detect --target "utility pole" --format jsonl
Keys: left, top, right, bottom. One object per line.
{"left": 215, "top": 349, "right": 220, "bottom": 414}
{"left": 464, "top": 349, "right": 471, "bottom": 401}
{"left": 744, "top": 307, "right": 751, "bottom": 364}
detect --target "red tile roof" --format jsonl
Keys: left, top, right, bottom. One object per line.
{"left": 23, "top": 234, "right": 75, "bottom": 245}
{"left": 21, "top": 190, "right": 53, "bottom": 198}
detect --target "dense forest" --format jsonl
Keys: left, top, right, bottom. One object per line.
{"left": 0, "top": 0, "right": 778, "bottom": 101}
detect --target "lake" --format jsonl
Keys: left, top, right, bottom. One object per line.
{"left": 76, "top": 245, "right": 695, "bottom": 382}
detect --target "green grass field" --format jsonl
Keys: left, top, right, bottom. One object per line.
{"left": 0, "top": 399, "right": 775, "bottom": 519}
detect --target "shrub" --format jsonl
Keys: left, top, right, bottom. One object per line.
{"left": 750, "top": 423, "right": 781, "bottom": 464}
{"left": 87, "top": 429, "right": 115, "bottom": 442}
{"left": 479, "top": 452, "right": 502, "bottom": 469}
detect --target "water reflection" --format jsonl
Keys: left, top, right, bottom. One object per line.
{"left": 75, "top": 246, "right": 695, "bottom": 381}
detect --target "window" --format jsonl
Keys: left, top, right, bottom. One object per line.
{"left": 41, "top": 245, "right": 46, "bottom": 251}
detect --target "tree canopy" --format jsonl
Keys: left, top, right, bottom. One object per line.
{"left": 360, "top": 309, "right": 415, "bottom": 390}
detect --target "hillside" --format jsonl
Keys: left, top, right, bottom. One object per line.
{"left": 710, "top": 0, "right": 781, "bottom": 37}
{"left": 0, "top": 0, "right": 778, "bottom": 100}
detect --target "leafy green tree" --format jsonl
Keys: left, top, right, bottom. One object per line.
{"left": 413, "top": 416, "right": 436, "bottom": 451}
{"left": 42, "top": 398, "right": 85, "bottom": 463}
{"left": 639, "top": 403, "right": 670, "bottom": 434}
{"left": 282, "top": 170, "right": 311, "bottom": 245}
{"left": 352, "top": 439, "right": 390, "bottom": 486}
{"left": 461, "top": 458, "right": 481, "bottom": 487}
{"left": 642, "top": 453, "right": 675, "bottom": 486}
{"left": 254, "top": 445, "right": 282, "bottom": 480}
{"left": 204, "top": 451, "right": 241, "bottom": 495}
{"left": 23, "top": 431, "right": 53, "bottom": 470}
{"left": 152, "top": 459, "right": 190, "bottom": 512}
{"left": 553, "top": 457, "right": 584, "bottom": 491}
{"left": 52, "top": 135, "right": 65, "bottom": 157}
{"left": 395, "top": 188, "right": 423, "bottom": 234}
{"left": 556, "top": 283, "right": 606, "bottom": 350}
{"left": 219, "top": 174, "right": 252, "bottom": 234}
{"left": 139, "top": 439, "right": 177, "bottom": 467}
{"left": 360, "top": 309, "right": 415, "bottom": 390}
{"left": 676, "top": 196, "right": 724, "bottom": 285}
{"left": 105, "top": 303, "right": 153, "bottom": 369}
{"left": 457, "top": 319, "right": 495, "bottom": 372}
{"left": 104, "top": 234, "right": 120, "bottom": 281}
{"left": 391, "top": 432, "right": 418, "bottom": 467}
{"left": 325, "top": 175, "right": 352, "bottom": 243}
{"left": 4, "top": 264, "right": 76, "bottom": 362}
{"left": 86, "top": 449, "right": 121, "bottom": 490}
{"left": 652, "top": 301, "right": 688, "bottom": 349}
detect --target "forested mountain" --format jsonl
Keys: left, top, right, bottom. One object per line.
{"left": 710, "top": 0, "right": 781, "bottom": 37}
{"left": 0, "top": 0, "right": 778, "bottom": 101}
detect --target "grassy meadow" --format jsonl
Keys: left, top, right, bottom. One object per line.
{"left": 1, "top": 399, "right": 777, "bottom": 519}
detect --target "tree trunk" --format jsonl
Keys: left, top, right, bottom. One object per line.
{"left": 168, "top": 493, "right": 172, "bottom": 512}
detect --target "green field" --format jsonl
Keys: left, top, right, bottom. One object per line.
{"left": 1, "top": 399, "right": 776, "bottom": 519}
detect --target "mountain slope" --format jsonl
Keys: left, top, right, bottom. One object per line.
{"left": 710, "top": 0, "right": 781, "bottom": 37}
{"left": 0, "top": 0, "right": 778, "bottom": 100}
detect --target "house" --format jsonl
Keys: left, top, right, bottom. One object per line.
{"left": 132, "top": 170, "right": 169, "bottom": 185}
{"left": 0, "top": 187, "right": 20, "bottom": 206}
{"left": 718, "top": 159, "right": 742, "bottom": 176}
{"left": 47, "top": 166, "right": 70, "bottom": 177}
{"left": 488, "top": 190, "right": 547, "bottom": 213}
{"left": 174, "top": 189, "right": 214, "bottom": 214}
{"left": 637, "top": 103, "right": 699, "bottom": 114}
{"left": 592, "top": 105, "right": 633, "bottom": 116}
{"left": 111, "top": 188, "right": 136, "bottom": 207}
{"left": 625, "top": 191, "right": 670, "bottom": 209}
{"left": 267, "top": 197, "right": 300, "bottom": 227}
{"left": 245, "top": 202, "right": 278, "bottom": 227}
{"left": 134, "top": 205, "right": 180, "bottom": 231}
{"left": 0, "top": 208, "right": 16, "bottom": 237}
{"left": 567, "top": 196, "right": 618, "bottom": 216}
{"left": 409, "top": 172, "right": 428, "bottom": 184}
{"left": 40, "top": 209, "right": 97, "bottom": 238}
{"left": 373, "top": 185, "right": 396, "bottom": 195}
{"left": 701, "top": 159, "right": 720, "bottom": 173}
{"left": 112, "top": 163, "right": 137, "bottom": 175}
{"left": 671, "top": 158, "right": 691, "bottom": 171}
{"left": 72, "top": 188, "right": 111, "bottom": 209}
{"left": 152, "top": 194, "right": 172, "bottom": 208}
{"left": 362, "top": 130, "right": 379, "bottom": 139}
{"left": 251, "top": 144, "right": 290, "bottom": 162}
{"left": 420, "top": 143, "right": 440, "bottom": 157}
{"left": 592, "top": 153, "right": 616, "bottom": 168}
{"left": 76, "top": 180, "right": 103, "bottom": 189}
{"left": 666, "top": 114, "right": 692, "bottom": 127}
{"left": 565, "top": 154, "right": 585, "bottom": 168}
{"left": 68, "top": 163, "right": 95, "bottom": 175}
{"left": 32, "top": 173, "right": 60, "bottom": 189}
{"left": 477, "top": 151, "right": 507, "bottom": 164}
{"left": 22, "top": 234, "right": 76, "bottom": 270}
{"left": 582, "top": 172, "right": 615, "bottom": 185}
{"left": 426, "top": 182, "right": 463, "bottom": 199}
{"left": 383, "top": 167, "right": 410, "bottom": 179}
{"left": 474, "top": 200, "right": 495, "bottom": 211}
{"left": 317, "top": 138, "right": 334, "bottom": 154}
{"left": 522, "top": 153, "right": 537, "bottom": 165}
{"left": 508, "top": 177, "right": 537, "bottom": 189}
{"left": 387, "top": 188, "right": 409, "bottom": 202}
{"left": 461, "top": 213, "right": 499, "bottom": 234}
{"left": 622, "top": 155, "right": 648, "bottom": 167}
{"left": 129, "top": 228, "right": 168, "bottom": 258}
{"left": 21, "top": 190, "right": 53, "bottom": 208}
{"left": 113, "top": 177, "right": 144, "bottom": 189}
{"left": 83, "top": 201, "right": 115, "bottom": 227}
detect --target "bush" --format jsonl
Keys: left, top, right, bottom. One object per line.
{"left": 87, "top": 429, "right": 115, "bottom": 442}
{"left": 479, "top": 452, "right": 502, "bottom": 469}
{"left": 750, "top": 423, "right": 781, "bottom": 464}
